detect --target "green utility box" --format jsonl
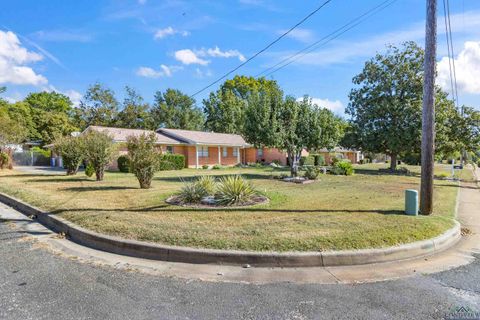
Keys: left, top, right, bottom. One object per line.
{"left": 405, "top": 189, "right": 418, "bottom": 216}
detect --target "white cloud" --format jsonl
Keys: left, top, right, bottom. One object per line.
{"left": 138, "top": 0, "right": 147, "bottom": 4}
{"left": 154, "top": 26, "right": 189, "bottom": 40}
{"left": 195, "top": 67, "right": 212, "bottom": 78}
{"left": 298, "top": 97, "right": 344, "bottom": 113}
{"left": 281, "top": 28, "right": 314, "bottom": 43}
{"left": 32, "top": 30, "right": 93, "bottom": 43}
{"left": 196, "top": 46, "right": 246, "bottom": 62}
{"left": 437, "top": 41, "right": 480, "bottom": 95}
{"left": 64, "top": 89, "right": 82, "bottom": 107}
{"left": 174, "top": 49, "right": 209, "bottom": 65}
{"left": 0, "top": 30, "right": 47, "bottom": 86}
{"left": 136, "top": 64, "right": 182, "bottom": 78}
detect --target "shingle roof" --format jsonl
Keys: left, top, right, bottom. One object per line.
{"left": 158, "top": 128, "right": 249, "bottom": 146}
{"left": 84, "top": 126, "right": 182, "bottom": 145}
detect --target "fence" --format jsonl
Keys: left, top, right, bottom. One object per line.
{"left": 12, "top": 151, "right": 50, "bottom": 166}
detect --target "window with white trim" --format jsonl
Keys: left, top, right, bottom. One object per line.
{"left": 198, "top": 146, "right": 209, "bottom": 157}
{"left": 222, "top": 147, "right": 227, "bottom": 157}
{"left": 166, "top": 146, "right": 173, "bottom": 153}
{"left": 257, "top": 148, "right": 264, "bottom": 157}
{"left": 233, "top": 147, "right": 239, "bottom": 157}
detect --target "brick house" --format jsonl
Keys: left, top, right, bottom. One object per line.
{"left": 82, "top": 126, "right": 291, "bottom": 169}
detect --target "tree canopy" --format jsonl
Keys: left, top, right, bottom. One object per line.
{"left": 151, "top": 89, "right": 204, "bottom": 130}
{"left": 116, "top": 86, "right": 152, "bottom": 129}
{"left": 203, "top": 75, "right": 283, "bottom": 134}
{"left": 76, "top": 83, "right": 119, "bottom": 128}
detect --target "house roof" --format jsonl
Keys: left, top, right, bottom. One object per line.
{"left": 158, "top": 128, "right": 249, "bottom": 147}
{"left": 84, "top": 126, "right": 182, "bottom": 145}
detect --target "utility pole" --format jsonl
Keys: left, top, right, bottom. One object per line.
{"left": 420, "top": 0, "right": 437, "bottom": 215}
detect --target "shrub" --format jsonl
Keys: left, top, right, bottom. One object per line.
{"left": 212, "top": 164, "right": 222, "bottom": 170}
{"left": 331, "top": 160, "right": 354, "bottom": 176}
{"left": 196, "top": 175, "right": 216, "bottom": 194}
{"left": 303, "top": 167, "right": 320, "bottom": 180}
{"left": 299, "top": 155, "right": 315, "bottom": 166}
{"left": 85, "top": 162, "right": 94, "bottom": 177}
{"left": 313, "top": 154, "right": 325, "bottom": 166}
{"left": 176, "top": 181, "right": 209, "bottom": 204}
{"left": 0, "top": 151, "right": 10, "bottom": 169}
{"left": 202, "top": 164, "right": 209, "bottom": 169}
{"left": 54, "top": 136, "right": 85, "bottom": 175}
{"left": 127, "top": 133, "right": 160, "bottom": 189}
{"left": 83, "top": 130, "right": 118, "bottom": 181}
{"left": 215, "top": 175, "right": 260, "bottom": 206}
{"left": 117, "top": 155, "right": 131, "bottom": 173}
{"left": 30, "top": 146, "right": 50, "bottom": 158}
{"left": 158, "top": 153, "right": 185, "bottom": 171}
{"left": 271, "top": 159, "right": 282, "bottom": 166}
{"left": 402, "top": 152, "right": 421, "bottom": 165}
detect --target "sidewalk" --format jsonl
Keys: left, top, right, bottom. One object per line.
{"left": 0, "top": 167, "right": 478, "bottom": 284}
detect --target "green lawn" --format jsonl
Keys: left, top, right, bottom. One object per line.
{"left": 0, "top": 163, "right": 470, "bottom": 252}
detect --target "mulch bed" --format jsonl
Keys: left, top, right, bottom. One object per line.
{"left": 165, "top": 195, "right": 269, "bottom": 209}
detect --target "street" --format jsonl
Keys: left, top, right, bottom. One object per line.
{"left": 0, "top": 217, "right": 479, "bottom": 320}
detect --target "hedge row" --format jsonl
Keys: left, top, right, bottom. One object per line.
{"left": 158, "top": 153, "right": 185, "bottom": 171}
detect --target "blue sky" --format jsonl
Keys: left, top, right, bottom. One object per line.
{"left": 1, "top": 0, "right": 479, "bottom": 115}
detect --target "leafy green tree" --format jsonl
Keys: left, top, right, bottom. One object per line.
{"left": 83, "top": 130, "right": 118, "bottom": 181}
{"left": 76, "top": 83, "right": 119, "bottom": 128}
{"left": 116, "top": 86, "right": 152, "bottom": 129}
{"left": 126, "top": 132, "right": 160, "bottom": 189}
{"left": 203, "top": 76, "right": 283, "bottom": 134}
{"left": 0, "top": 115, "right": 27, "bottom": 149}
{"left": 4, "top": 102, "right": 38, "bottom": 140}
{"left": 54, "top": 136, "right": 85, "bottom": 175}
{"left": 151, "top": 89, "right": 204, "bottom": 130}
{"left": 24, "top": 91, "right": 77, "bottom": 143}
{"left": 347, "top": 42, "right": 426, "bottom": 170}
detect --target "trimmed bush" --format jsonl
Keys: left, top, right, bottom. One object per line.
{"left": 303, "top": 167, "right": 320, "bottom": 180}
{"left": 85, "top": 163, "right": 94, "bottom": 177}
{"left": 158, "top": 153, "right": 185, "bottom": 171}
{"left": 313, "top": 154, "right": 325, "bottom": 166}
{"left": 127, "top": 133, "right": 160, "bottom": 189}
{"left": 212, "top": 164, "right": 222, "bottom": 170}
{"left": 299, "top": 155, "right": 315, "bottom": 166}
{"left": 117, "top": 155, "right": 131, "bottom": 173}
{"left": 202, "top": 164, "right": 209, "bottom": 169}
{"left": 331, "top": 160, "right": 354, "bottom": 176}
{"left": 0, "top": 151, "right": 10, "bottom": 169}
{"left": 215, "top": 175, "right": 260, "bottom": 206}
{"left": 83, "top": 130, "right": 118, "bottom": 181}
{"left": 54, "top": 136, "right": 85, "bottom": 175}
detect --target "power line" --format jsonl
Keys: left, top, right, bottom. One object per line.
{"left": 442, "top": 0, "right": 455, "bottom": 102}
{"left": 445, "top": 0, "right": 460, "bottom": 111}
{"left": 189, "top": 0, "right": 334, "bottom": 98}
{"left": 259, "top": 0, "right": 398, "bottom": 77}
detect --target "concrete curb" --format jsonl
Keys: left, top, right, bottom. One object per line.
{"left": 0, "top": 192, "right": 461, "bottom": 267}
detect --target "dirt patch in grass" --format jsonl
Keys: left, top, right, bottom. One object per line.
{"left": 165, "top": 195, "right": 269, "bottom": 209}
{"left": 0, "top": 164, "right": 465, "bottom": 252}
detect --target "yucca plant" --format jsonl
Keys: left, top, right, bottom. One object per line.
{"left": 214, "top": 175, "right": 260, "bottom": 206}
{"left": 176, "top": 181, "right": 209, "bottom": 204}
{"left": 196, "top": 175, "right": 217, "bottom": 195}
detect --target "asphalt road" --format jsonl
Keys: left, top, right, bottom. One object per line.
{"left": 0, "top": 221, "right": 479, "bottom": 320}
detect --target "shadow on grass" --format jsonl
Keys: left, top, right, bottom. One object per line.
{"left": 62, "top": 186, "right": 138, "bottom": 192}
{"left": 48, "top": 206, "right": 404, "bottom": 216}
{"left": 155, "top": 173, "right": 275, "bottom": 182}
{"left": 354, "top": 168, "right": 421, "bottom": 177}
{"left": 24, "top": 177, "right": 91, "bottom": 183}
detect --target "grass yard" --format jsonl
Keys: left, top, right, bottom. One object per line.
{"left": 0, "top": 163, "right": 472, "bottom": 252}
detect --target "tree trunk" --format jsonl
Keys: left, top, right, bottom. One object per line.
{"left": 390, "top": 154, "right": 397, "bottom": 171}
{"left": 287, "top": 152, "right": 297, "bottom": 177}
{"left": 95, "top": 168, "right": 104, "bottom": 181}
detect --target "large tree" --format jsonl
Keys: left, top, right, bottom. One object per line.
{"left": 245, "top": 93, "right": 342, "bottom": 176}
{"left": 203, "top": 76, "right": 283, "bottom": 134}
{"left": 116, "top": 86, "right": 152, "bottom": 129}
{"left": 24, "top": 91, "right": 77, "bottom": 143}
{"left": 347, "top": 42, "right": 477, "bottom": 169}
{"left": 347, "top": 42, "right": 428, "bottom": 170}
{"left": 150, "top": 88, "right": 204, "bottom": 130}
{"left": 76, "top": 83, "right": 118, "bottom": 128}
